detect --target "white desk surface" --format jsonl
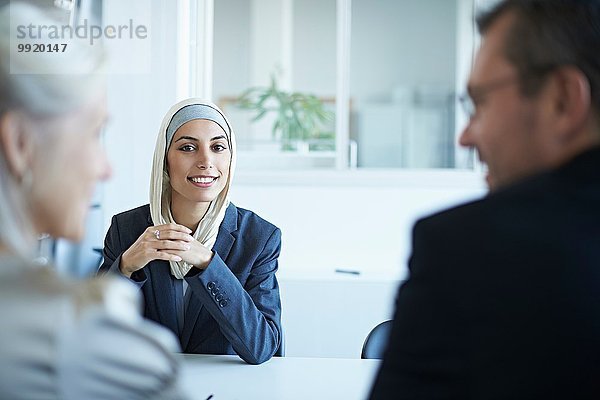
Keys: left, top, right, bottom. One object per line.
{"left": 179, "top": 354, "right": 381, "bottom": 400}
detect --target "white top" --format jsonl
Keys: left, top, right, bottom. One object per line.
{"left": 179, "top": 354, "right": 381, "bottom": 400}
{"left": 0, "top": 255, "right": 188, "bottom": 399}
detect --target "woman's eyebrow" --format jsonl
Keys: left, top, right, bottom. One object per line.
{"left": 174, "top": 135, "right": 226, "bottom": 142}
{"left": 175, "top": 135, "right": 198, "bottom": 142}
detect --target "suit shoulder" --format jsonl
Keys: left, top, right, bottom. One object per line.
{"left": 233, "top": 205, "right": 279, "bottom": 235}
{"left": 416, "top": 197, "right": 488, "bottom": 231}
{"left": 415, "top": 179, "right": 547, "bottom": 237}
{"left": 112, "top": 204, "right": 151, "bottom": 224}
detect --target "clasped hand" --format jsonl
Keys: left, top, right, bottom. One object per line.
{"left": 120, "top": 223, "right": 214, "bottom": 278}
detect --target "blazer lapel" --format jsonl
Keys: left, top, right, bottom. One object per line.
{"left": 180, "top": 203, "right": 238, "bottom": 350}
{"left": 212, "top": 203, "right": 237, "bottom": 262}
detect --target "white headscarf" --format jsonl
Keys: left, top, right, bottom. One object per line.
{"left": 149, "top": 99, "right": 236, "bottom": 279}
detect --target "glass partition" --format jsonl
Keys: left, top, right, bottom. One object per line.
{"left": 213, "top": 0, "right": 338, "bottom": 170}
{"left": 207, "top": 0, "right": 487, "bottom": 171}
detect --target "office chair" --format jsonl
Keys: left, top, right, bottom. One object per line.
{"left": 361, "top": 320, "right": 393, "bottom": 359}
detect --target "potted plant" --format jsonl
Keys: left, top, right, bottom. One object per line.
{"left": 236, "top": 75, "right": 335, "bottom": 151}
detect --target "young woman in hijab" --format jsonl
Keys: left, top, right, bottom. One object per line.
{"left": 0, "top": 3, "right": 187, "bottom": 399}
{"left": 99, "top": 99, "right": 282, "bottom": 365}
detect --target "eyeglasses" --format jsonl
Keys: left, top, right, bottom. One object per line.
{"left": 458, "top": 75, "right": 521, "bottom": 119}
{"left": 458, "top": 65, "right": 557, "bottom": 119}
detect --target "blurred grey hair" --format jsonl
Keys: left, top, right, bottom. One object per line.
{"left": 0, "top": 2, "right": 105, "bottom": 256}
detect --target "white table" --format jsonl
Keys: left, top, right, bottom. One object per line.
{"left": 179, "top": 354, "right": 381, "bottom": 400}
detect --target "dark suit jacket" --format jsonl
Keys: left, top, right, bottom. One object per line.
{"left": 370, "top": 148, "right": 600, "bottom": 399}
{"left": 99, "top": 203, "right": 282, "bottom": 365}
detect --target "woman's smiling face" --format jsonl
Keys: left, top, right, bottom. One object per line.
{"left": 29, "top": 94, "right": 111, "bottom": 241}
{"left": 166, "top": 119, "right": 231, "bottom": 206}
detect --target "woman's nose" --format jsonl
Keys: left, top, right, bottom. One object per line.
{"left": 99, "top": 149, "right": 112, "bottom": 181}
{"left": 196, "top": 162, "right": 213, "bottom": 170}
{"left": 195, "top": 151, "right": 214, "bottom": 170}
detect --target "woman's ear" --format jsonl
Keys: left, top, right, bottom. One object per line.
{"left": 0, "top": 111, "right": 34, "bottom": 181}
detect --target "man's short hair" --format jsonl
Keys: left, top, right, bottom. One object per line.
{"left": 477, "top": 0, "right": 600, "bottom": 115}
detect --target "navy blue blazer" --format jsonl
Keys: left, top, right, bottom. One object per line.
{"left": 369, "top": 147, "right": 600, "bottom": 399}
{"left": 99, "top": 203, "right": 282, "bottom": 365}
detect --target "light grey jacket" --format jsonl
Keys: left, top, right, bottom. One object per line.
{"left": 0, "top": 255, "right": 188, "bottom": 400}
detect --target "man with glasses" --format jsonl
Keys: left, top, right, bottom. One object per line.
{"left": 369, "top": 1, "right": 600, "bottom": 398}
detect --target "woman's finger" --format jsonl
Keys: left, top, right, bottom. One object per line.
{"left": 152, "top": 239, "right": 191, "bottom": 251}
{"left": 155, "top": 223, "right": 192, "bottom": 234}
{"left": 153, "top": 251, "right": 182, "bottom": 262}
{"left": 153, "top": 230, "right": 195, "bottom": 242}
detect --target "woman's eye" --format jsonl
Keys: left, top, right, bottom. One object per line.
{"left": 212, "top": 144, "right": 227, "bottom": 152}
{"left": 180, "top": 144, "right": 196, "bottom": 152}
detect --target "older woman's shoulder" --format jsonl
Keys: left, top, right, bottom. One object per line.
{"left": 0, "top": 261, "right": 185, "bottom": 399}
{"left": 0, "top": 258, "right": 142, "bottom": 322}
{"left": 0, "top": 256, "right": 145, "bottom": 326}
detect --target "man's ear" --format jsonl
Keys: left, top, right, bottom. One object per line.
{"left": 0, "top": 111, "right": 34, "bottom": 181}
{"left": 546, "top": 66, "right": 591, "bottom": 142}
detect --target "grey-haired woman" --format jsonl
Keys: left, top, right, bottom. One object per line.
{"left": 0, "top": 3, "right": 187, "bottom": 399}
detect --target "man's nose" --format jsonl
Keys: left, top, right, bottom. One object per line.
{"left": 458, "top": 120, "right": 474, "bottom": 148}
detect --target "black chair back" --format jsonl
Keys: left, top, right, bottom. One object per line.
{"left": 361, "top": 320, "right": 393, "bottom": 359}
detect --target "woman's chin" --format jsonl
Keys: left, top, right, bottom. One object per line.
{"left": 47, "top": 228, "right": 84, "bottom": 243}
{"left": 47, "top": 217, "right": 86, "bottom": 243}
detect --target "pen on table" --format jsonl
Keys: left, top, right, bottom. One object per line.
{"left": 335, "top": 268, "right": 360, "bottom": 275}
{"left": 205, "top": 395, "right": 213, "bottom": 400}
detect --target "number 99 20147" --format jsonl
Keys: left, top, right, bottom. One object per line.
{"left": 17, "top": 43, "right": 67, "bottom": 52}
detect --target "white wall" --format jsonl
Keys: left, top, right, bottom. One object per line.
{"left": 351, "top": 0, "right": 457, "bottom": 102}
{"left": 279, "top": 273, "right": 401, "bottom": 358}
{"left": 230, "top": 170, "right": 485, "bottom": 277}
{"left": 292, "top": 0, "right": 337, "bottom": 96}
{"left": 291, "top": 0, "right": 458, "bottom": 101}
{"left": 102, "top": 0, "right": 179, "bottom": 225}
{"left": 213, "top": 0, "right": 251, "bottom": 99}
{"left": 229, "top": 170, "right": 485, "bottom": 358}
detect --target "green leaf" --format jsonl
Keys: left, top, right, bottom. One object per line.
{"left": 251, "top": 109, "right": 268, "bottom": 122}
